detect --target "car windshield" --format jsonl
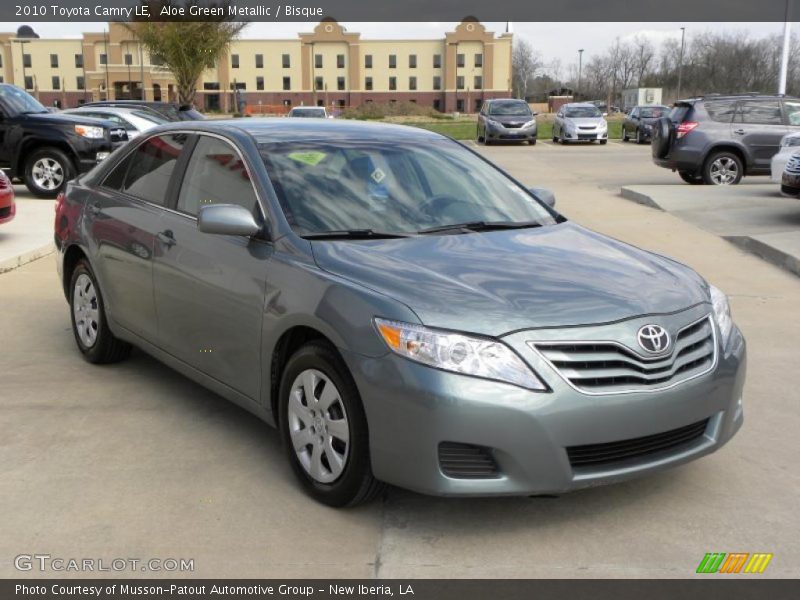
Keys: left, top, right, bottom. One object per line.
{"left": 131, "top": 110, "right": 169, "bottom": 124}
{"left": 290, "top": 109, "right": 326, "bottom": 118}
{"left": 564, "top": 106, "right": 602, "bottom": 118}
{"left": 639, "top": 106, "right": 669, "bottom": 118}
{"left": 260, "top": 139, "right": 557, "bottom": 236}
{"left": 489, "top": 101, "right": 531, "bottom": 116}
{"left": 0, "top": 85, "right": 47, "bottom": 114}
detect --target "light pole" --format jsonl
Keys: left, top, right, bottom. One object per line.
{"left": 677, "top": 27, "right": 686, "bottom": 100}
{"left": 577, "top": 49, "right": 584, "bottom": 101}
{"left": 779, "top": 0, "right": 792, "bottom": 94}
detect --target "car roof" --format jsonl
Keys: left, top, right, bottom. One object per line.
{"left": 563, "top": 103, "right": 600, "bottom": 108}
{"left": 290, "top": 106, "right": 326, "bottom": 110}
{"left": 149, "top": 118, "right": 448, "bottom": 144}
{"left": 681, "top": 94, "right": 800, "bottom": 104}
{"left": 485, "top": 98, "right": 526, "bottom": 103}
{"left": 67, "top": 105, "right": 148, "bottom": 115}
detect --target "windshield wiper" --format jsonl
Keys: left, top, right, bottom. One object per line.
{"left": 301, "top": 229, "right": 412, "bottom": 240}
{"left": 417, "top": 220, "right": 544, "bottom": 235}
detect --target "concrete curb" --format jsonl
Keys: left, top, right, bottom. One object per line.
{"left": 724, "top": 235, "right": 800, "bottom": 278}
{"left": 620, "top": 186, "right": 663, "bottom": 210}
{"left": 0, "top": 242, "right": 55, "bottom": 274}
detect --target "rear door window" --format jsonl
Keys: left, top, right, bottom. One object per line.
{"left": 703, "top": 101, "right": 737, "bottom": 123}
{"left": 735, "top": 100, "right": 783, "bottom": 125}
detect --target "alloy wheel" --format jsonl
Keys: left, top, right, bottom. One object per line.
{"left": 31, "top": 157, "right": 64, "bottom": 191}
{"left": 287, "top": 369, "right": 350, "bottom": 484}
{"left": 709, "top": 157, "right": 739, "bottom": 185}
{"left": 73, "top": 273, "right": 99, "bottom": 348}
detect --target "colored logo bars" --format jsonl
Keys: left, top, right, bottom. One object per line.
{"left": 697, "top": 553, "right": 773, "bottom": 574}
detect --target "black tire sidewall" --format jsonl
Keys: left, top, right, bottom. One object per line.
{"left": 24, "top": 147, "right": 75, "bottom": 198}
{"left": 68, "top": 260, "right": 113, "bottom": 362}
{"left": 278, "top": 343, "right": 373, "bottom": 507}
{"left": 652, "top": 117, "right": 673, "bottom": 159}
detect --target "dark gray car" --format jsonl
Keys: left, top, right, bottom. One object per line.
{"left": 55, "top": 119, "right": 746, "bottom": 507}
{"left": 652, "top": 94, "right": 800, "bottom": 184}
{"left": 622, "top": 105, "right": 671, "bottom": 144}
{"left": 477, "top": 99, "right": 538, "bottom": 145}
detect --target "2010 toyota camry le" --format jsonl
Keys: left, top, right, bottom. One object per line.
{"left": 54, "top": 119, "right": 746, "bottom": 507}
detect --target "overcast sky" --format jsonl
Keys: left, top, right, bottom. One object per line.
{"left": 0, "top": 21, "right": 792, "bottom": 71}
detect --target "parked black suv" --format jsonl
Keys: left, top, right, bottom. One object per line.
{"left": 80, "top": 100, "right": 204, "bottom": 122}
{"left": 652, "top": 94, "right": 800, "bottom": 185}
{"left": 0, "top": 84, "right": 127, "bottom": 197}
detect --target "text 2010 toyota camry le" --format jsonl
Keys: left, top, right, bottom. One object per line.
{"left": 55, "top": 119, "right": 746, "bottom": 506}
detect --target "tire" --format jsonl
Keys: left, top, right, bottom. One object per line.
{"left": 529, "top": 139, "right": 537, "bottom": 146}
{"left": 600, "top": 139, "right": 608, "bottom": 145}
{"left": 279, "top": 341, "right": 384, "bottom": 507}
{"left": 636, "top": 129, "right": 643, "bottom": 144}
{"left": 702, "top": 151, "right": 743, "bottom": 185}
{"left": 651, "top": 117, "right": 673, "bottom": 159}
{"left": 476, "top": 126, "right": 485, "bottom": 144}
{"left": 69, "top": 259, "right": 132, "bottom": 364}
{"left": 622, "top": 128, "right": 629, "bottom": 142}
{"left": 24, "top": 147, "right": 75, "bottom": 198}
{"left": 678, "top": 170, "right": 705, "bottom": 185}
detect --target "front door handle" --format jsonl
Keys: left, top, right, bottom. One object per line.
{"left": 157, "top": 230, "right": 176, "bottom": 247}
{"left": 733, "top": 128, "right": 746, "bottom": 135}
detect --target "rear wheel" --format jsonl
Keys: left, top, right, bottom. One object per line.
{"left": 703, "top": 151, "right": 743, "bottom": 185}
{"left": 279, "top": 341, "right": 383, "bottom": 507}
{"left": 636, "top": 128, "right": 644, "bottom": 144}
{"left": 678, "top": 170, "right": 705, "bottom": 185}
{"left": 476, "top": 126, "right": 485, "bottom": 144}
{"left": 69, "top": 260, "right": 132, "bottom": 363}
{"left": 622, "top": 128, "right": 629, "bottom": 142}
{"left": 24, "top": 147, "right": 75, "bottom": 198}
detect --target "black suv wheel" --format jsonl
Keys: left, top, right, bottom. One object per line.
{"left": 24, "top": 147, "right": 75, "bottom": 198}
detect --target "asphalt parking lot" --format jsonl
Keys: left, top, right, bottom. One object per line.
{"left": 2, "top": 140, "right": 799, "bottom": 578}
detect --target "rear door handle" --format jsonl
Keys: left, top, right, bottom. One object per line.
{"left": 157, "top": 230, "right": 176, "bottom": 247}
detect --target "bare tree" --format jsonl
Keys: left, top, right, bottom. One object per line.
{"left": 512, "top": 38, "right": 543, "bottom": 99}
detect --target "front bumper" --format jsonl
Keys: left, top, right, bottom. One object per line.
{"left": 486, "top": 125, "right": 537, "bottom": 142}
{"left": 0, "top": 190, "right": 15, "bottom": 224}
{"left": 562, "top": 129, "right": 608, "bottom": 141}
{"left": 344, "top": 307, "right": 746, "bottom": 497}
{"left": 773, "top": 151, "right": 792, "bottom": 183}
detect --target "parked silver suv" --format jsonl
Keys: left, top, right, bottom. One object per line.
{"left": 652, "top": 94, "right": 800, "bottom": 185}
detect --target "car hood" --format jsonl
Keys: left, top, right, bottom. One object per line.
{"left": 488, "top": 114, "right": 534, "bottom": 126}
{"left": 28, "top": 111, "right": 115, "bottom": 129}
{"left": 565, "top": 117, "right": 605, "bottom": 127}
{"left": 311, "top": 223, "right": 708, "bottom": 336}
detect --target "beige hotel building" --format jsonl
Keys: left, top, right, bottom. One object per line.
{"left": 0, "top": 18, "right": 513, "bottom": 113}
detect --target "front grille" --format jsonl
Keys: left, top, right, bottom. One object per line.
{"left": 566, "top": 418, "right": 709, "bottom": 468}
{"left": 785, "top": 154, "right": 800, "bottom": 175}
{"left": 438, "top": 442, "right": 500, "bottom": 479}
{"left": 578, "top": 125, "right": 596, "bottom": 130}
{"left": 534, "top": 316, "right": 716, "bottom": 394}
{"left": 577, "top": 133, "right": 598, "bottom": 139}
{"left": 503, "top": 123, "right": 523, "bottom": 129}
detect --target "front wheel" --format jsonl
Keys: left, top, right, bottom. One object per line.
{"left": 703, "top": 151, "right": 743, "bottom": 185}
{"left": 600, "top": 139, "right": 608, "bottom": 145}
{"left": 279, "top": 341, "right": 383, "bottom": 507}
{"left": 529, "top": 139, "right": 537, "bottom": 146}
{"left": 636, "top": 129, "right": 644, "bottom": 144}
{"left": 24, "top": 147, "right": 75, "bottom": 198}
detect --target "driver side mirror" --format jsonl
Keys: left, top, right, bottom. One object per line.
{"left": 197, "top": 204, "right": 260, "bottom": 237}
{"left": 602, "top": 112, "right": 608, "bottom": 117}
{"left": 529, "top": 187, "right": 556, "bottom": 208}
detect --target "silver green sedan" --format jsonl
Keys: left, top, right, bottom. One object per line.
{"left": 55, "top": 119, "right": 745, "bottom": 506}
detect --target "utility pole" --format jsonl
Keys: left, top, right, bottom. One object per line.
{"left": 779, "top": 0, "right": 792, "bottom": 94}
{"left": 677, "top": 27, "right": 686, "bottom": 100}
{"left": 577, "top": 49, "right": 584, "bottom": 101}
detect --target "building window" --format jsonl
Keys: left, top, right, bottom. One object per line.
{"left": 456, "top": 53, "right": 465, "bottom": 68}
{"left": 337, "top": 76, "right": 345, "bottom": 91}
{"left": 282, "top": 54, "right": 290, "bottom": 68}
{"left": 337, "top": 54, "right": 345, "bottom": 68}
{"left": 256, "top": 76, "right": 264, "bottom": 91}
{"left": 124, "top": 54, "right": 133, "bottom": 66}
{"left": 433, "top": 76, "right": 441, "bottom": 90}
{"left": 255, "top": 54, "right": 264, "bottom": 68}
{"left": 474, "top": 75, "right": 483, "bottom": 90}
{"left": 51, "top": 76, "right": 60, "bottom": 90}
{"left": 283, "top": 77, "right": 291, "bottom": 90}
{"left": 365, "top": 54, "right": 372, "bottom": 68}
{"left": 409, "top": 54, "right": 417, "bottom": 68}
{"left": 475, "top": 53, "right": 483, "bottom": 67}
{"left": 23, "top": 54, "right": 32, "bottom": 68}
{"left": 0, "top": 76, "right": 4, "bottom": 83}
{"left": 75, "top": 54, "right": 83, "bottom": 68}
{"left": 456, "top": 99, "right": 465, "bottom": 112}
{"left": 365, "top": 77, "right": 373, "bottom": 91}
{"left": 231, "top": 54, "right": 239, "bottom": 68}
{"left": 456, "top": 76, "right": 465, "bottom": 90}
{"left": 433, "top": 54, "right": 441, "bottom": 68}
{"left": 433, "top": 99, "right": 441, "bottom": 111}
{"left": 409, "top": 76, "right": 417, "bottom": 91}
{"left": 24, "top": 76, "right": 33, "bottom": 90}
{"left": 389, "top": 77, "right": 396, "bottom": 91}
{"left": 474, "top": 98, "right": 483, "bottom": 112}
{"left": 315, "top": 54, "right": 323, "bottom": 68}
{"left": 50, "top": 54, "right": 59, "bottom": 68}
{"left": 76, "top": 76, "right": 85, "bottom": 90}
{"left": 315, "top": 76, "right": 323, "bottom": 91}
{"left": 389, "top": 55, "right": 396, "bottom": 69}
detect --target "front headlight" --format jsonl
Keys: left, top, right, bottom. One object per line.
{"left": 598, "top": 120, "right": 608, "bottom": 130}
{"left": 709, "top": 285, "right": 733, "bottom": 347}
{"left": 522, "top": 119, "right": 537, "bottom": 129}
{"left": 374, "top": 318, "right": 547, "bottom": 390}
{"left": 781, "top": 134, "right": 800, "bottom": 148}
{"left": 74, "top": 124, "right": 105, "bottom": 139}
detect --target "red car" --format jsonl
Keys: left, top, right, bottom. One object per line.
{"left": 0, "top": 170, "right": 15, "bottom": 224}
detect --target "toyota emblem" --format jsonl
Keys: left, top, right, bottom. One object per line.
{"left": 637, "top": 324, "right": 670, "bottom": 353}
